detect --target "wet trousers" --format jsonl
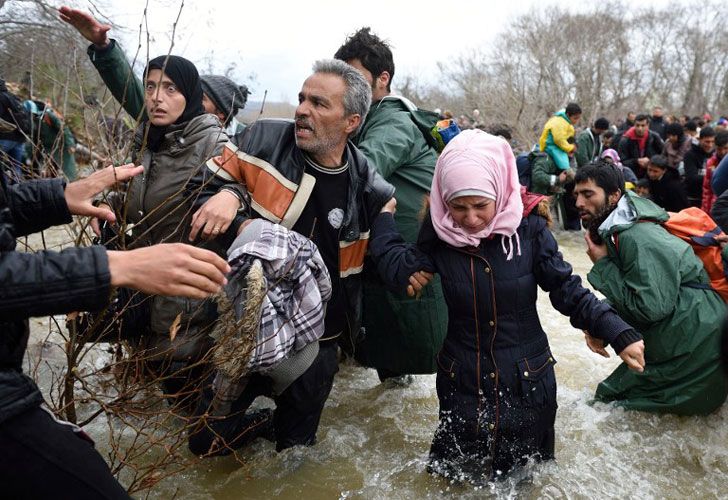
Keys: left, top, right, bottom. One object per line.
{"left": 188, "top": 343, "right": 339, "bottom": 455}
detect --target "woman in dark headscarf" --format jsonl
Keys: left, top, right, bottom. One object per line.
{"left": 95, "top": 55, "right": 234, "bottom": 404}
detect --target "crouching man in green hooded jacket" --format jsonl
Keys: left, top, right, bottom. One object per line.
{"left": 574, "top": 161, "right": 728, "bottom": 415}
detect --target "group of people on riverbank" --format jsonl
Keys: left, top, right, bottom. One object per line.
{"left": 0, "top": 6, "right": 726, "bottom": 497}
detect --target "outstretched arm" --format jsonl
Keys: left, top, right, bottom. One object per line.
{"left": 532, "top": 218, "right": 643, "bottom": 359}
{"left": 59, "top": 6, "right": 146, "bottom": 120}
{"left": 369, "top": 202, "right": 436, "bottom": 295}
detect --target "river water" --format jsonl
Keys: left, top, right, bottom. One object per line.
{"left": 26, "top": 228, "right": 728, "bottom": 499}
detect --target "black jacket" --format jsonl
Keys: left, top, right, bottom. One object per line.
{"left": 648, "top": 175, "right": 689, "bottom": 212}
{"left": 649, "top": 116, "right": 667, "bottom": 140}
{"left": 711, "top": 189, "right": 728, "bottom": 233}
{"left": 618, "top": 131, "right": 664, "bottom": 178}
{"left": 0, "top": 177, "right": 111, "bottom": 423}
{"left": 683, "top": 143, "right": 712, "bottom": 203}
{"left": 189, "top": 119, "right": 395, "bottom": 350}
{"left": 369, "top": 209, "right": 638, "bottom": 475}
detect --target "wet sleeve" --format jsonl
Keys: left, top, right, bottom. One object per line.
{"left": 369, "top": 212, "right": 435, "bottom": 292}
{"left": 587, "top": 227, "right": 682, "bottom": 325}
{"left": 532, "top": 219, "right": 635, "bottom": 345}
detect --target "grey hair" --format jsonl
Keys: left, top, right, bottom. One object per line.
{"left": 312, "top": 59, "right": 371, "bottom": 135}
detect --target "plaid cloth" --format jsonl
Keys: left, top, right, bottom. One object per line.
{"left": 210, "top": 221, "right": 331, "bottom": 413}
{"left": 223, "top": 219, "right": 331, "bottom": 370}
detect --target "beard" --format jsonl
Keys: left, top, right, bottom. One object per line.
{"left": 583, "top": 202, "right": 617, "bottom": 245}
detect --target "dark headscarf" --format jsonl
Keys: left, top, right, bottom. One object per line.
{"left": 143, "top": 55, "right": 204, "bottom": 152}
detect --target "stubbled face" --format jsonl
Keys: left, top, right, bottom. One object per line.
{"left": 294, "top": 72, "right": 353, "bottom": 161}
{"left": 573, "top": 179, "right": 619, "bottom": 224}
{"left": 144, "top": 69, "right": 186, "bottom": 126}
{"left": 700, "top": 135, "right": 715, "bottom": 154}
{"left": 447, "top": 195, "right": 496, "bottom": 233}
{"left": 647, "top": 164, "right": 665, "bottom": 180}
{"left": 347, "top": 58, "right": 387, "bottom": 102}
{"left": 716, "top": 144, "right": 728, "bottom": 160}
{"left": 634, "top": 119, "right": 649, "bottom": 137}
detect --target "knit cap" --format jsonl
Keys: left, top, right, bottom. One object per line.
{"left": 200, "top": 75, "right": 249, "bottom": 123}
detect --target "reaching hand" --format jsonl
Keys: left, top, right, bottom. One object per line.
{"left": 619, "top": 340, "right": 645, "bottom": 373}
{"left": 58, "top": 6, "right": 112, "bottom": 47}
{"left": 406, "top": 270, "right": 433, "bottom": 297}
{"left": 64, "top": 164, "right": 143, "bottom": 223}
{"left": 107, "top": 243, "right": 231, "bottom": 299}
{"left": 189, "top": 190, "right": 241, "bottom": 241}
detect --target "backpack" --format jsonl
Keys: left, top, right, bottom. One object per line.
{"left": 386, "top": 96, "right": 460, "bottom": 153}
{"left": 662, "top": 207, "right": 728, "bottom": 302}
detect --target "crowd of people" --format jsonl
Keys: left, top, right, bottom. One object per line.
{"left": 0, "top": 6, "right": 727, "bottom": 497}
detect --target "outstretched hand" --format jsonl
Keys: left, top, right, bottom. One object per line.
{"left": 107, "top": 243, "right": 231, "bottom": 299}
{"left": 58, "top": 6, "right": 111, "bottom": 47}
{"left": 64, "top": 163, "right": 143, "bottom": 223}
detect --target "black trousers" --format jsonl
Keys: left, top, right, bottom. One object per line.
{"left": 0, "top": 406, "right": 130, "bottom": 499}
{"left": 189, "top": 343, "right": 339, "bottom": 455}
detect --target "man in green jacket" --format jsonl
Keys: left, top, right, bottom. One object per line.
{"left": 575, "top": 117, "right": 610, "bottom": 167}
{"left": 574, "top": 161, "right": 727, "bottom": 415}
{"left": 334, "top": 28, "right": 447, "bottom": 382}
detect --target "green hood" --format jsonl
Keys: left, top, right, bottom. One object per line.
{"left": 555, "top": 109, "right": 571, "bottom": 124}
{"left": 599, "top": 191, "right": 668, "bottom": 237}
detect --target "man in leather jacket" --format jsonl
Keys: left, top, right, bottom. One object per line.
{"left": 186, "top": 59, "right": 395, "bottom": 455}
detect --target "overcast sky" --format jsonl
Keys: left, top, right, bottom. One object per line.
{"left": 99, "top": 0, "right": 674, "bottom": 104}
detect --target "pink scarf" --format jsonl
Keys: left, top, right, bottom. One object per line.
{"left": 430, "top": 130, "right": 524, "bottom": 257}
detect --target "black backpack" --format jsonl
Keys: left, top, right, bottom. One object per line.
{"left": 0, "top": 91, "right": 31, "bottom": 135}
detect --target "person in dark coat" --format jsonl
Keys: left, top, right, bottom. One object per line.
{"left": 646, "top": 155, "right": 688, "bottom": 212}
{"left": 649, "top": 106, "right": 667, "bottom": 140}
{"left": 369, "top": 130, "right": 644, "bottom": 483}
{"left": 0, "top": 164, "right": 230, "bottom": 498}
{"left": 618, "top": 114, "right": 664, "bottom": 179}
{"left": 683, "top": 126, "right": 716, "bottom": 207}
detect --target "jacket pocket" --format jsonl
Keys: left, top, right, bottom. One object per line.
{"left": 516, "top": 349, "right": 557, "bottom": 408}
{"left": 435, "top": 349, "right": 460, "bottom": 400}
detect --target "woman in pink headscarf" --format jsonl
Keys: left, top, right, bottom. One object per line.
{"left": 370, "top": 130, "right": 643, "bottom": 483}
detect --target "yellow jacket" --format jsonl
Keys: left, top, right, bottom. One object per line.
{"left": 539, "top": 110, "right": 575, "bottom": 153}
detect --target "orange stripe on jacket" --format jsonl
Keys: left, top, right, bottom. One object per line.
{"left": 211, "top": 148, "right": 296, "bottom": 221}
{"left": 340, "top": 236, "right": 369, "bottom": 277}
